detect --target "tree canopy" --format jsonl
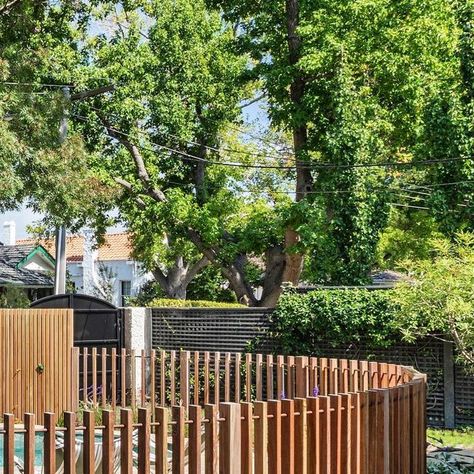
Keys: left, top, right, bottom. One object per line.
{"left": 0, "top": 0, "right": 473, "bottom": 306}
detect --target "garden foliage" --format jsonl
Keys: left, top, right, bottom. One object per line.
{"left": 271, "top": 289, "right": 398, "bottom": 355}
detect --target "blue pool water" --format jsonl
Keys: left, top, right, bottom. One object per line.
{"left": 0, "top": 433, "right": 44, "bottom": 467}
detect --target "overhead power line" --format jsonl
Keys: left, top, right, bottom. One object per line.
{"left": 0, "top": 81, "right": 76, "bottom": 89}
{"left": 73, "top": 113, "right": 474, "bottom": 171}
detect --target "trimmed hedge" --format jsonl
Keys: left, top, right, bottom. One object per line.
{"left": 271, "top": 289, "right": 398, "bottom": 355}
{"left": 144, "top": 298, "right": 245, "bottom": 308}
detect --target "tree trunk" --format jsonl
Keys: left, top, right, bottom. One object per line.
{"left": 152, "top": 256, "right": 209, "bottom": 300}
{"left": 281, "top": 0, "right": 312, "bottom": 291}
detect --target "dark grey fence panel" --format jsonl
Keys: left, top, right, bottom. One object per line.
{"left": 151, "top": 308, "right": 274, "bottom": 353}
{"left": 151, "top": 307, "right": 474, "bottom": 427}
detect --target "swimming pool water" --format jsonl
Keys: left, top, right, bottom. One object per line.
{"left": 0, "top": 433, "right": 44, "bottom": 467}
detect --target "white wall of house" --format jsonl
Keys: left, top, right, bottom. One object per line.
{"left": 67, "top": 260, "right": 152, "bottom": 307}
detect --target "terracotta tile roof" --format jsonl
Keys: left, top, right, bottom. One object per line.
{"left": 17, "top": 232, "right": 133, "bottom": 262}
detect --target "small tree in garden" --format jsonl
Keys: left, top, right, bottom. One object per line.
{"left": 391, "top": 233, "right": 474, "bottom": 370}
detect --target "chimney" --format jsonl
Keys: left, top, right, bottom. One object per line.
{"left": 3, "top": 221, "right": 16, "bottom": 246}
{"left": 82, "top": 229, "right": 98, "bottom": 296}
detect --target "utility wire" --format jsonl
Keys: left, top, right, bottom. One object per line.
{"left": 0, "top": 81, "right": 76, "bottom": 89}
{"left": 72, "top": 113, "right": 474, "bottom": 171}
{"left": 85, "top": 104, "right": 291, "bottom": 163}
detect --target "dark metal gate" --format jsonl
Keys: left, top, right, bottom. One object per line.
{"left": 31, "top": 293, "right": 123, "bottom": 351}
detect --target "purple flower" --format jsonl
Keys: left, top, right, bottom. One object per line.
{"left": 312, "top": 386, "right": 319, "bottom": 397}
{"left": 280, "top": 390, "right": 286, "bottom": 400}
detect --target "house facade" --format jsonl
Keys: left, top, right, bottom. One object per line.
{"left": 0, "top": 222, "right": 55, "bottom": 300}
{"left": 18, "top": 231, "right": 152, "bottom": 307}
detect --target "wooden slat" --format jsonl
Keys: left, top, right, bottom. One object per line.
{"left": 180, "top": 351, "right": 190, "bottom": 409}
{"left": 155, "top": 407, "right": 170, "bottom": 474}
{"left": 339, "top": 359, "right": 349, "bottom": 394}
{"left": 350, "top": 393, "right": 361, "bottom": 474}
{"left": 319, "top": 358, "right": 328, "bottom": 396}
{"left": 241, "top": 402, "right": 253, "bottom": 474}
{"left": 245, "top": 353, "right": 252, "bottom": 402}
{"left": 172, "top": 405, "right": 185, "bottom": 474}
{"left": 204, "top": 352, "right": 210, "bottom": 405}
{"left": 268, "top": 400, "right": 282, "bottom": 474}
{"left": 254, "top": 401, "right": 268, "bottom": 474}
{"left": 306, "top": 397, "right": 320, "bottom": 474}
{"left": 121, "top": 348, "right": 127, "bottom": 407}
{"left": 138, "top": 408, "right": 151, "bottom": 474}
{"left": 359, "top": 361, "right": 369, "bottom": 392}
{"left": 295, "top": 356, "right": 308, "bottom": 398}
{"left": 4, "top": 413, "right": 14, "bottom": 474}
{"left": 120, "top": 408, "right": 133, "bottom": 473}
{"left": 368, "top": 390, "right": 378, "bottom": 474}
{"left": 83, "top": 410, "right": 95, "bottom": 474}
{"left": 282, "top": 399, "right": 295, "bottom": 474}
{"left": 225, "top": 352, "right": 231, "bottom": 402}
{"left": 64, "top": 411, "right": 76, "bottom": 474}
{"left": 329, "top": 359, "right": 338, "bottom": 395}
{"left": 319, "top": 397, "right": 331, "bottom": 474}
{"left": 150, "top": 349, "right": 156, "bottom": 409}
{"left": 188, "top": 405, "right": 202, "bottom": 474}
{"left": 309, "top": 357, "right": 318, "bottom": 397}
{"left": 369, "top": 362, "right": 379, "bottom": 389}
{"left": 83, "top": 346, "right": 89, "bottom": 404}
{"left": 295, "top": 398, "right": 307, "bottom": 474}
{"left": 141, "top": 349, "right": 147, "bottom": 407}
{"left": 170, "top": 350, "right": 176, "bottom": 406}
{"left": 193, "top": 351, "right": 200, "bottom": 405}
{"left": 160, "top": 350, "right": 166, "bottom": 406}
{"left": 350, "top": 360, "right": 359, "bottom": 393}
{"left": 102, "top": 410, "right": 115, "bottom": 474}
{"left": 256, "top": 353, "right": 263, "bottom": 400}
{"left": 276, "top": 355, "right": 284, "bottom": 400}
{"left": 220, "top": 403, "right": 242, "bottom": 474}
{"left": 131, "top": 349, "right": 137, "bottom": 408}
{"left": 266, "top": 355, "right": 274, "bottom": 400}
{"left": 340, "top": 394, "right": 351, "bottom": 474}
{"left": 44, "top": 412, "right": 56, "bottom": 474}
{"left": 214, "top": 352, "right": 221, "bottom": 406}
{"left": 24, "top": 412, "right": 35, "bottom": 474}
{"left": 111, "top": 348, "right": 117, "bottom": 410}
{"left": 205, "top": 404, "right": 218, "bottom": 474}
{"left": 102, "top": 348, "right": 107, "bottom": 407}
{"left": 92, "top": 347, "right": 98, "bottom": 405}
{"left": 235, "top": 353, "right": 241, "bottom": 403}
{"left": 359, "top": 391, "right": 369, "bottom": 474}
{"left": 286, "top": 356, "right": 294, "bottom": 399}
{"left": 329, "top": 395, "right": 342, "bottom": 474}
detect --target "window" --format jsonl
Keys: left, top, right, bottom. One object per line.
{"left": 121, "top": 280, "right": 132, "bottom": 306}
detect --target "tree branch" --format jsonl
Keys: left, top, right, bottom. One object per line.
{"left": 113, "top": 177, "right": 147, "bottom": 209}
{"left": 152, "top": 266, "right": 169, "bottom": 292}
{"left": 240, "top": 92, "right": 267, "bottom": 109}
{"left": 99, "top": 116, "right": 167, "bottom": 203}
{"left": 0, "top": 0, "right": 21, "bottom": 15}
{"left": 183, "top": 256, "right": 209, "bottom": 286}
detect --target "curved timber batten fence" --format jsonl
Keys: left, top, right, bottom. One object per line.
{"left": 1, "top": 350, "right": 426, "bottom": 473}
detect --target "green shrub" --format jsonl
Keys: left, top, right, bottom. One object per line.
{"left": 0, "top": 286, "right": 30, "bottom": 308}
{"left": 144, "top": 298, "right": 245, "bottom": 308}
{"left": 271, "top": 289, "right": 398, "bottom": 355}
